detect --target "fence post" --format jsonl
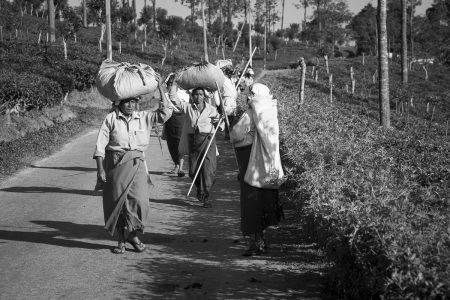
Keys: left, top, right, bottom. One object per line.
{"left": 37, "top": 30, "right": 41, "bottom": 44}
{"left": 63, "top": 38, "right": 67, "bottom": 59}
{"left": 329, "top": 74, "right": 333, "bottom": 104}
{"left": 350, "top": 67, "right": 355, "bottom": 96}
{"left": 299, "top": 57, "right": 306, "bottom": 105}
{"left": 324, "top": 55, "right": 329, "bottom": 74}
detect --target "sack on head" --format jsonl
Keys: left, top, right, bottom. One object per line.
{"left": 96, "top": 59, "right": 158, "bottom": 101}
{"left": 175, "top": 62, "right": 225, "bottom": 92}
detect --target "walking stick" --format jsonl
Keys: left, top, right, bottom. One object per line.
{"left": 235, "top": 47, "right": 257, "bottom": 90}
{"left": 215, "top": 81, "right": 240, "bottom": 173}
{"left": 186, "top": 117, "right": 224, "bottom": 197}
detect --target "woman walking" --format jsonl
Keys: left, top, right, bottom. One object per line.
{"left": 171, "top": 87, "right": 222, "bottom": 208}
{"left": 164, "top": 73, "right": 187, "bottom": 177}
{"left": 230, "top": 83, "right": 284, "bottom": 256}
{"left": 94, "top": 75, "right": 172, "bottom": 254}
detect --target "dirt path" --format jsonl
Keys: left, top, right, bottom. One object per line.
{"left": 0, "top": 123, "right": 328, "bottom": 300}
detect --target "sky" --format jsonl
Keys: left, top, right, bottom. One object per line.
{"left": 68, "top": 0, "right": 434, "bottom": 29}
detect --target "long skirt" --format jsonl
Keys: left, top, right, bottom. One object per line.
{"left": 103, "top": 150, "right": 150, "bottom": 238}
{"left": 165, "top": 113, "right": 185, "bottom": 165}
{"left": 235, "top": 145, "right": 283, "bottom": 236}
{"left": 188, "top": 133, "right": 217, "bottom": 199}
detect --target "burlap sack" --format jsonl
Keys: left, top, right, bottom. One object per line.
{"left": 174, "top": 62, "right": 225, "bottom": 91}
{"left": 96, "top": 60, "right": 158, "bottom": 101}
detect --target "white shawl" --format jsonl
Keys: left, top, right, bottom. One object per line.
{"left": 244, "top": 84, "right": 284, "bottom": 189}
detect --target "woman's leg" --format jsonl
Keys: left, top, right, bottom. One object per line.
{"left": 177, "top": 156, "right": 185, "bottom": 177}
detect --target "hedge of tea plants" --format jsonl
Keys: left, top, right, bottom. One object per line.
{"left": 259, "top": 70, "right": 449, "bottom": 299}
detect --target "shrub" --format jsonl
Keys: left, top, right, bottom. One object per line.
{"left": 0, "top": 69, "right": 63, "bottom": 112}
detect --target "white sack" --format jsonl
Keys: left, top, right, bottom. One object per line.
{"left": 175, "top": 62, "right": 225, "bottom": 91}
{"left": 96, "top": 59, "right": 158, "bottom": 101}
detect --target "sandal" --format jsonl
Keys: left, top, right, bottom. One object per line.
{"left": 127, "top": 237, "right": 146, "bottom": 252}
{"left": 111, "top": 242, "right": 126, "bottom": 254}
{"left": 177, "top": 170, "right": 185, "bottom": 177}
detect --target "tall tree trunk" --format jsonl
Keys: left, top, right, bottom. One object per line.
{"left": 83, "top": 0, "right": 87, "bottom": 27}
{"left": 410, "top": 2, "right": 415, "bottom": 58}
{"left": 264, "top": 0, "right": 267, "bottom": 69}
{"left": 227, "top": 0, "right": 232, "bottom": 24}
{"left": 208, "top": 0, "right": 212, "bottom": 29}
{"left": 303, "top": 1, "right": 307, "bottom": 32}
{"left": 219, "top": 1, "right": 223, "bottom": 38}
{"left": 190, "top": 1, "right": 195, "bottom": 28}
{"left": 106, "top": 0, "right": 112, "bottom": 60}
{"left": 47, "top": 0, "right": 55, "bottom": 42}
{"left": 281, "top": 0, "right": 285, "bottom": 30}
{"left": 378, "top": 0, "right": 390, "bottom": 128}
{"left": 201, "top": 0, "right": 208, "bottom": 62}
{"left": 401, "top": 0, "right": 408, "bottom": 83}
{"left": 152, "top": 0, "right": 156, "bottom": 30}
{"left": 132, "top": 0, "right": 136, "bottom": 26}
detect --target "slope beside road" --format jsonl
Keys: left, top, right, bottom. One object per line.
{"left": 0, "top": 125, "right": 329, "bottom": 299}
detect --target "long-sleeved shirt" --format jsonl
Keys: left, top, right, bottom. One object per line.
{"left": 173, "top": 101, "right": 220, "bottom": 134}
{"left": 93, "top": 107, "right": 172, "bottom": 158}
{"left": 213, "top": 77, "right": 237, "bottom": 116}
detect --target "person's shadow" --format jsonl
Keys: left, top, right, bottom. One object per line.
{"left": 0, "top": 221, "right": 111, "bottom": 250}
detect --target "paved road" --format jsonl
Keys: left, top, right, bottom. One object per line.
{"left": 0, "top": 128, "right": 327, "bottom": 300}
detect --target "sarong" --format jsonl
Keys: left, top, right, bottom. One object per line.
{"left": 235, "top": 145, "right": 283, "bottom": 236}
{"left": 188, "top": 133, "right": 216, "bottom": 198}
{"left": 102, "top": 150, "right": 150, "bottom": 237}
{"left": 164, "top": 113, "right": 185, "bottom": 165}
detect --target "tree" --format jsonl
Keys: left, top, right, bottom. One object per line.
{"left": 286, "top": 23, "right": 300, "bottom": 40}
{"left": 295, "top": 0, "right": 312, "bottom": 32}
{"left": 401, "top": 0, "right": 408, "bottom": 83}
{"left": 83, "top": 0, "right": 87, "bottom": 27}
{"left": 409, "top": 0, "right": 422, "bottom": 58}
{"left": 348, "top": 4, "right": 377, "bottom": 55}
{"left": 378, "top": 0, "right": 390, "bottom": 128}
{"left": 47, "top": 0, "right": 56, "bottom": 42}
{"left": 321, "top": 0, "right": 352, "bottom": 57}
{"left": 175, "top": 0, "right": 200, "bottom": 28}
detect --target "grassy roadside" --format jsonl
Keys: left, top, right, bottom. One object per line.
{"left": 257, "top": 69, "right": 449, "bottom": 299}
{"left": 0, "top": 105, "right": 108, "bottom": 183}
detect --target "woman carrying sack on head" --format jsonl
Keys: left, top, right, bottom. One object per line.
{"left": 163, "top": 73, "right": 188, "bottom": 177}
{"left": 230, "top": 83, "right": 284, "bottom": 257}
{"left": 170, "top": 87, "right": 223, "bottom": 208}
{"left": 93, "top": 73, "right": 173, "bottom": 254}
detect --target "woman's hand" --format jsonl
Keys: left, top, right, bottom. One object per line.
{"left": 97, "top": 168, "right": 106, "bottom": 183}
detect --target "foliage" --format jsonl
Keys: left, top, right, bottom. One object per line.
{"left": 259, "top": 70, "right": 450, "bottom": 299}
{"left": 0, "top": 69, "right": 63, "bottom": 111}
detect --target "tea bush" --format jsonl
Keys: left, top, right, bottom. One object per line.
{"left": 259, "top": 70, "right": 450, "bottom": 299}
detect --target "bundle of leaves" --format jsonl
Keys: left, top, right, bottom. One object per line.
{"left": 258, "top": 70, "right": 450, "bottom": 299}
{"left": 0, "top": 69, "right": 63, "bottom": 112}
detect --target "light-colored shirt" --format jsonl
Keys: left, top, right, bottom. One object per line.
{"left": 174, "top": 101, "right": 220, "bottom": 134}
{"left": 213, "top": 77, "right": 237, "bottom": 116}
{"left": 93, "top": 107, "right": 172, "bottom": 158}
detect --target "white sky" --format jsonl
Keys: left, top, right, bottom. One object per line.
{"left": 68, "top": 0, "right": 434, "bottom": 29}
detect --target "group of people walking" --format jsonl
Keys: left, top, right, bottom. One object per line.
{"left": 93, "top": 62, "right": 284, "bottom": 256}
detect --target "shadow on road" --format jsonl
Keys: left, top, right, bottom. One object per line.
{"left": 29, "top": 165, "right": 97, "bottom": 172}
{"left": 0, "top": 221, "right": 110, "bottom": 250}
{"left": 122, "top": 132, "right": 330, "bottom": 299}
{"left": 0, "top": 186, "right": 100, "bottom": 196}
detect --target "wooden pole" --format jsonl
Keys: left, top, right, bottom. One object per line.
{"left": 233, "top": 21, "right": 245, "bottom": 52}
{"left": 248, "top": 0, "right": 252, "bottom": 67}
{"left": 350, "top": 66, "right": 355, "bottom": 95}
{"left": 299, "top": 57, "right": 306, "bottom": 105}
{"left": 235, "top": 47, "right": 257, "bottom": 89}
{"left": 187, "top": 118, "right": 224, "bottom": 196}
{"left": 263, "top": 0, "right": 267, "bottom": 70}
{"left": 329, "top": 74, "right": 333, "bottom": 104}
{"left": 324, "top": 55, "right": 329, "bottom": 74}
{"left": 201, "top": 0, "right": 208, "bottom": 62}
{"left": 0, "top": 26, "right": 2, "bottom": 42}
{"left": 63, "top": 38, "right": 67, "bottom": 59}
{"left": 105, "top": 0, "right": 112, "bottom": 60}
